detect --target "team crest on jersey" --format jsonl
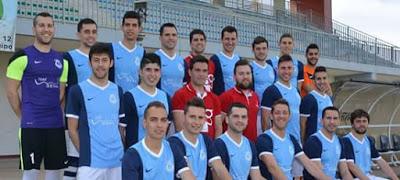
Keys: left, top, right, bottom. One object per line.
{"left": 200, "top": 150, "right": 207, "bottom": 160}
{"left": 269, "top": 70, "right": 274, "bottom": 79}
{"left": 288, "top": 145, "right": 294, "bottom": 155}
{"left": 166, "top": 160, "right": 174, "bottom": 172}
{"left": 109, "top": 94, "right": 117, "bottom": 104}
{"left": 178, "top": 63, "right": 184, "bottom": 72}
{"left": 54, "top": 59, "right": 62, "bottom": 69}
{"left": 245, "top": 151, "right": 252, "bottom": 161}
{"left": 336, "top": 145, "right": 341, "bottom": 157}
{"left": 135, "top": 57, "right": 141, "bottom": 66}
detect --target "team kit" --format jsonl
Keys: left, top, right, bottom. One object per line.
{"left": 5, "top": 11, "right": 399, "bottom": 180}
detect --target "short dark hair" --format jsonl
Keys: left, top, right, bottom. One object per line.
{"left": 33, "top": 12, "right": 53, "bottom": 26}
{"left": 189, "top": 55, "right": 208, "bottom": 70}
{"left": 77, "top": 18, "right": 97, "bottom": 32}
{"left": 277, "top": 54, "right": 293, "bottom": 66}
{"left": 322, "top": 106, "right": 339, "bottom": 118}
{"left": 184, "top": 97, "right": 205, "bottom": 114}
{"left": 122, "top": 11, "right": 141, "bottom": 26}
{"left": 271, "top": 99, "right": 290, "bottom": 114}
{"left": 350, "top": 109, "right": 370, "bottom": 124}
{"left": 234, "top": 59, "right": 251, "bottom": 75}
{"left": 313, "top": 66, "right": 327, "bottom": 79}
{"left": 279, "top": 33, "right": 293, "bottom": 43}
{"left": 144, "top": 101, "right": 167, "bottom": 119}
{"left": 140, "top": 53, "right": 161, "bottom": 69}
{"left": 252, "top": 36, "right": 269, "bottom": 49}
{"left": 227, "top": 103, "right": 248, "bottom": 117}
{"left": 305, "top": 43, "right": 319, "bottom": 55}
{"left": 221, "top": 25, "right": 237, "bottom": 39}
{"left": 189, "top": 29, "right": 206, "bottom": 43}
{"left": 160, "top": 23, "right": 177, "bottom": 35}
{"left": 89, "top": 43, "right": 113, "bottom": 61}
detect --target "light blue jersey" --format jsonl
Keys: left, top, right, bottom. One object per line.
{"left": 122, "top": 139, "right": 189, "bottom": 180}
{"left": 267, "top": 56, "right": 304, "bottom": 89}
{"left": 256, "top": 130, "right": 303, "bottom": 180}
{"left": 155, "top": 49, "right": 185, "bottom": 96}
{"left": 304, "top": 131, "right": 345, "bottom": 179}
{"left": 250, "top": 61, "right": 275, "bottom": 101}
{"left": 168, "top": 132, "right": 220, "bottom": 180}
{"left": 216, "top": 133, "right": 258, "bottom": 180}
{"left": 110, "top": 41, "right": 145, "bottom": 92}
{"left": 65, "top": 49, "right": 92, "bottom": 84}
{"left": 344, "top": 133, "right": 381, "bottom": 175}
{"left": 66, "top": 79, "right": 125, "bottom": 168}
{"left": 123, "top": 86, "right": 170, "bottom": 147}
{"left": 261, "top": 82, "right": 301, "bottom": 141}
{"left": 211, "top": 51, "right": 241, "bottom": 95}
{"left": 300, "top": 90, "right": 333, "bottom": 140}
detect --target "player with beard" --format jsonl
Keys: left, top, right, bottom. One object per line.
{"left": 300, "top": 44, "right": 332, "bottom": 97}
{"left": 63, "top": 18, "right": 98, "bottom": 179}
{"left": 343, "top": 109, "right": 398, "bottom": 180}
{"left": 66, "top": 43, "right": 125, "bottom": 179}
{"left": 6, "top": 12, "right": 68, "bottom": 180}
{"left": 214, "top": 103, "right": 264, "bottom": 179}
{"left": 303, "top": 106, "right": 352, "bottom": 179}
{"left": 219, "top": 60, "right": 259, "bottom": 142}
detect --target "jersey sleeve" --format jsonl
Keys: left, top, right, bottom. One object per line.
{"left": 166, "top": 94, "right": 174, "bottom": 122}
{"left": 300, "top": 95, "right": 315, "bottom": 117}
{"left": 171, "top": 89, "right": 185, "bottom": 111}
{"left": 297, "top": 61, "right": 304, "bottom": 81}
{"left": 64, "top": 52, "right": 78, "bottom": 87}
{"left": 342, "top": 137, "right": 355, "bottom": 162}
{"left": 203, "top": 135, "right": 221, "bottom": 164}
{"left": 60, "top": 59, "right": 69, "bottom": 83}
{"left": 368, "top": 136, "right": 381, "bottom": 160}
{"left": 290, "top": 135, "right": 304, "bottom": 157}
{"left": 249, "top": 141, "right": 259, "bottom": 168}
{"left": 65, "top": 85, "right": 83, "bottom": 119}
{"left": 219, "top": 91, "right": 232, "bottom": 114}
{"left": 122, "top": 148, "right": 143, "bottom": 180}
{"left": 170, "top": 142, "right": 190, "bottom": 178}
{"left": 261, "top": 85, "right": 280, "bottom": 110}
{"left": 214, "top": 138, "right": 230, "bottom": 170}
{"left": 211, "top": 55, "right": 224, "bottom": 95}
{"left": 167, "top": 136, "right": 186, "bottom": 156}
{"left": 338, "top": 138, "right": 347, "bottom": 161}
{"left": 118, "top": 86, "right": 126, "bottom": 126}
{"left": 123, "top": 92, "right": 139, "bottom": 148}
{"left": 6, "top": 50, "right": 28, "bottom": 81}
{"left": 303, "top": 136, "right": 322, "bottom": 161}
{"left": 256, "top": 134, "right": 274, "bottom": 158}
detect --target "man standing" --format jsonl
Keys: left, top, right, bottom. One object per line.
{"left": 183, "top": 29, "right": 215, "bottom": 91}
{"left": 219, "top": 60, "right": 259, "bottom": 142}
{"left": 214, "top": 103, "right": 264, "bottom": 179}
{"left": 211, "top": 25, "right": 241, "bottom": 95}
{"left": 122, "top": 53, "right": 171, "bottom": 147}
{"left": 168, "top": 97, "right": 231, "bottom": 180}
{"left": 66, "top": 43, "right": 125, "bottom": 179}
{"left": 122, "top": 101, "right": 195, "bottom": 180}
{"left": 63, "top": 18, "right": 97, "bottom": 180}
{"left": 300, "top": 66, "right": 333, "bottom": 143}
{"left": 109, "top": 11, "right": 145, "bottom": 92}
{"left": 303, "top": 106, "right": 352, "bottom": 179}
{"left": 172, "top": 55, "right": 222, "bottom": 139}
{"left": 343, "top": 109, "right": 399, "bottom": 180}
{"left": 267, "top": 33, "right": 303, "bottom": 90}
{"left": 155, "top": 23, "right": 185, "bottom": 96}
{"left": 257, "top": 99, "right": 329, "bottom": 180}
{"left": 6, "top": 12, "right": 68, "bottom": 180}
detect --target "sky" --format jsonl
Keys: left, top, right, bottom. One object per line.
{"left": 332, "top": 0, "right": 400, "bottom": 47}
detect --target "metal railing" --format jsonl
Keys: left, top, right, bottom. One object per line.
{"left": 16, "top": 0, "right": 400, "bottom": 67}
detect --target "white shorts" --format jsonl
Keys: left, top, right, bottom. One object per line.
{"left": 77, "top": 166, "right": 121, "bottom": 180}
{"left": 291, "top": 158, "right": 304, "bottom": 177}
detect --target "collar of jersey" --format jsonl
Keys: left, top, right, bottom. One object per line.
{"left": 270, "top": 129, "right": 286, "bottom": 141}
{"left": 180, "top": 131, "right": 199, "bottom": 148}
{"left": 186, "top": 84, "right": 208, "bottom": 99}
{"left": 318, "top": 130, "right": 335, "bottom": 143}
{"left": 219, "top": 51, "right": 237, "bottom": 60}
{"left": 75, "top": 49, "right": 89, "bottom": 58}
{"left": 252, "top": 60, "right": 268, "bottom": 69}
{"left": 159, "top": 49, "right": 177, "bottom": 60}
{"left": 87, "top": 79, "right": 110, "bottom": 90}
{"left": 276, "top": 81, "right": 292, "bottom": 90}
{"left": 137, "top": 85, "right": 158, "bottom": 97}
{"left": 118, "top": 41, "right": 137, "bottom": 53}
{"left": 142, "top": 138, "right": 164, "bottom": 158}
{"left": 224, "top": 132, "right": 243, "bottom": 147}
{"left": 311, "top": 90, "right": 328, "bottom": 98}
{"left": 233, "top": 87, "right": 253, "bottom": 97}
{"left": 349, "top": 132, "right": 366, "bottom": 144}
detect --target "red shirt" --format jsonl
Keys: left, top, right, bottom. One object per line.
{"left": 219, "top": 87, "right": 259, "bottom": 142}
{"left": 172, "top": 83, "right": 221, "bottom": 139}
{"left": 184, "top": 54, "right": 216, "bottom": 92}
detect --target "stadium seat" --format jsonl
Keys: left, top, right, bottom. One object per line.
{"left": 392, "top": 134, "right": 400, "bottom": 151}
{"left": 379, "top": 135, "right": 391, "bottom": 152}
